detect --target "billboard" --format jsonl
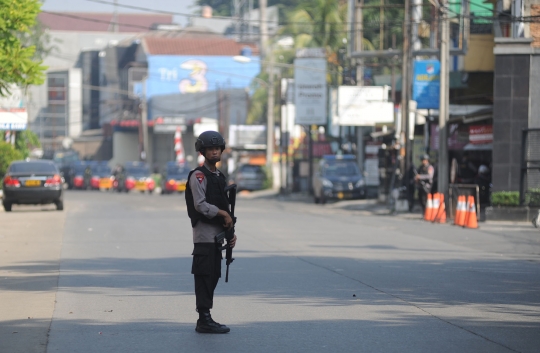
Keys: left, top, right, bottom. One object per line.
{"left": 0, "top": 85, "right": 27, "bottom": 131}
{"left": 337, "top": 86, "right": 393, "bottom": 126}
{"left": 413, "top": 60, "right": 440, "bottom": 109}
{"left": 146, "top": 55, "right": 260, "bottom": 99}
{"left": 294, "top": 58, "right": 327, "bottom": 125}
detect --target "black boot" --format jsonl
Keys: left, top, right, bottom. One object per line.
{"left": 196, "top": 312, "right": 230, "bottom": 333}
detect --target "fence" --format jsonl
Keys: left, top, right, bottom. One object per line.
{"left": 520, "top": 128, "right": 540, "bottom": 207}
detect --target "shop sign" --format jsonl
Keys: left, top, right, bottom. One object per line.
{"left": 469, "top": 125, "right": 493, "bottom": 144}
{"left": 413, "top": 60, "right": 440, "bottom": 109}
{"left": 430, "top": 124, "right": 469, "bottom": 150}
{"left": 337, "top": 86, "right": 393, "bottom": 126}
{"left": 294, "top": 57, "right": 327, "bottom": 125}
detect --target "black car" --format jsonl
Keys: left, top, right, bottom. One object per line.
{"left": 2, "top": 160, "right": 64, "bottom": 211}
{"left": 313, "top": 155, "right": 366, "bottom": 204}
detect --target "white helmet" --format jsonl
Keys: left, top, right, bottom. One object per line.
{"left": 479, "top": 165, "right": 489, "bottom": 174}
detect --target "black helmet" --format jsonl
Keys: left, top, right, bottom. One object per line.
{"left": 195, "top": 131, "right": 226, "bottom": 152}
{"left": 420, "top": 154, "right": 430, "bottom": 161}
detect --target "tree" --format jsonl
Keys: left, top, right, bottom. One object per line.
{"left": 247, "top": 0, "right": 350, "bottom": 123}
{"left": 195, "top": 0, "right": 308, "bottom": 22}
{"left": 14, "top": 130, "right": 41, "bottom": 158}
{"left": 0, "top": 0, "right": 47, "bottom": 97}
{"left": 0, "top": 142, "right": 23, "bottom": 179}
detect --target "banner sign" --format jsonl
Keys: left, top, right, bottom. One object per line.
{"left": 413, "top": 60, "right": 440, "bottom": 109}
{"left": 337, "top": 86, "right": 393, "bottom": 126}
{"left": 294, "top": 58, "right": 327, "bottom": 125}
{"left": 0, "top": 85, "right": 28, "bottom": 130}
{"left": 469, "top": 125, "right": 493, "bottom": 144}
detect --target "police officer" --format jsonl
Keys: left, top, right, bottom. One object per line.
{"left": 415, "top": 154, "right": 434, "bottom": 213}
{"left": 185, "top": 131, "right": 237, "bottom": 334}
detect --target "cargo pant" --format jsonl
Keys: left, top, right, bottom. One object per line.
{"left": 191, "top": 242, "right": 222, "bottom": 311}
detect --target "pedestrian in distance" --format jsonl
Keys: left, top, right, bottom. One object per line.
{"left": 184, "top": 131, "right": 237, "bottom": 334}
{"left": 415, "top": 154, "right": 434, "bottom": 214}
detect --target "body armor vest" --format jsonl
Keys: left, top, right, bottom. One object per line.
{"left": 185, "top": 166, "right": 230, "bottom": 228}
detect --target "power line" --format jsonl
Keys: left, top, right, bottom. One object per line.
{"left": 41, "top": 10, "right": 442, "bottom": 39}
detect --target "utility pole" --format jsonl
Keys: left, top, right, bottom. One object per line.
{"left": 401, "top": 0, "right": 411, "bottom": 172}
{"left": 355, "top": 0, "right": 364, "bottom": 85}
{"left": 141, "top": 77, "right": 150, "bottom": 166}
{"left": 259, "top": 0, "right": 267, "bottom": 60}
{"left": 112, "top": 0, "right": 119, "bottom": 33}
{"left": 438, "top": 0, "right": 450, "bottom": 200}
{"left": 266, "top": 54, "right": 275, "bottom": 175}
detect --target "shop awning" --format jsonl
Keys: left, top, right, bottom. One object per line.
{"left": 428, "top": 105, "right": 492, "bottom": 124}
{"left": 464, "top": 143, "right": 493, "bottom": 150}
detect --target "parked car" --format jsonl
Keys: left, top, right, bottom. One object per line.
{"left": 313, "top": 155, "right": 366, "bottom": 204}
{"left": 229, "top": 164, "right": 266, "bottom": 191}
{"left": 2, "top": 160, "right": 64, "bottom": 211}
{"left": 161, "top": 162, "right": 190, "bottom": 194}
{"left": 89, "top": 162, "right": 113, "bottom": 190}
{"left": 71, "top": 161, "right": 92, "bottom": 190}
{"left": 123, "top": 162, "right": 155, "bottom": 193}
{"left": 52, "top": 150, "right": 80, "bottom": 189}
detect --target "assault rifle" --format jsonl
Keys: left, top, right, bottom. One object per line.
{"left": 215, "top": 184, "right": 237, "bottom": 282}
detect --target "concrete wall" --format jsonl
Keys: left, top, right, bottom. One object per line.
{"left": 530, "top": 55, "right": 540, "bottom": 128}
{"left": 464, "top": 34, "right": 495, "bottom": 72}
{"left": 111, "top": 132, "right": 140, "bottom": 166}
{"left": 492, "top": 54, "right": 531, "bottom": 191}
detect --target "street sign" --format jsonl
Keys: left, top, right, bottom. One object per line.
{"left": 294, "top": 58, "right": 327, "bottom": 125}
{"left": 154, "top": 116, "right": 186, "bottom": 125}
{"left": 337, "top": 86, "right": 393, "bottom": 126}
{"left": 413, "top": 60, "right": 440, "bottom": 109}
{"left": 154, "top": 125, "right": 186, "bottom": 134}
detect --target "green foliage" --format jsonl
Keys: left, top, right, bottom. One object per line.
{"left": 491, "top": 191, "right": 520, "bottom": 207}
{"left": 14, "top": 130, "right": 41, "bottom": 158}
{"left": 262, "top": 165, "right": 273, "bottom": 190}
{"left": 195, "top": 0, "right": 308, "bottom": 20}
{"left": 0, "top": 0, "right": 47, "bottom": 96}
{"left": 0, "top": 141, "right": 23, "bottom": 179}
{"left": 526, "top": 189, "right": 540, "bottom": 207}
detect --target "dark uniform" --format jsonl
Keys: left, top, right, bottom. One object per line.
{"left": 185, "top": 165, "right": 229, "bottom": 312}
{"left": 416, "top": 156, "right": 434, "bottom": 213}
{"left": 184, "top": 131, "right": 231, "bottom": 334}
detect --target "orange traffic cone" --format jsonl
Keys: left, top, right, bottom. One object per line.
{"left": 430, "top": 193, "right": 440, "bottom": 221}
{"left": 424, "top": 193, "right": 433, "bottom": 221}
{"left": 433, "top": 193, "right": 447, "bottom": 223}
{"left": 464, "top": 195, "right": 478, "bottom": 229}
{"left": 454, "top": 196, "right": 466, "bottom": 226}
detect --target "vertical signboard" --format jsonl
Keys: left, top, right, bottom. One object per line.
{"left": 412, "top": 60, "right": 440, "bottom": 109}
{"left": 0, "top": 85, "right": 28, "bottom": 131}
{"left": 294, "top": 58, "right": 327, "bottom": 125}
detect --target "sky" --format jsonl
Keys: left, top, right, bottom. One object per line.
{"left": 41, "top": 0, "right": 197, "bottom": 26}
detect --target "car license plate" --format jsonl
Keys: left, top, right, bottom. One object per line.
{"left": 135, "top": 181, "right": 146, "bottom": 191}
{"left": 337, "top": 192, "right": 344, "bottom": 199}
{"left": 99, "top": 178, "right": 112, "bottom": 188}
{"left": 25, "top": 180, "right": 41, "bottom": 187}
{"left": 176, "top": 182, "right": 186, "bottom": 192}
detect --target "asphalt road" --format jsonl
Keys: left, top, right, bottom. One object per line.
{"left": 1, "top": 191, "right": 540, "bottom": 353}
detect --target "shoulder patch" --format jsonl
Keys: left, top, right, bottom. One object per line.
{"left": 195, "top": 172, "right": 205, "bottom": 184}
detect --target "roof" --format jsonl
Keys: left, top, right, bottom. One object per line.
{"left": 142, "top": 37, "right": 259, "bottom": 56}
{"left": 38, "top": 12, "right": 173, "bottom": 33}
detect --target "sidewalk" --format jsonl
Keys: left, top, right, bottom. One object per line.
{"left": 242, "top": 189, "right": 537, "bottom": 226}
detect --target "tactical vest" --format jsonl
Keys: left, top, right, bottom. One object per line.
{"left": 185, "top": 166, "right": 230, "bottom": 228}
